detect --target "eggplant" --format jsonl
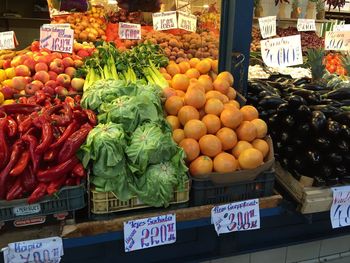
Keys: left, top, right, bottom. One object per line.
{"left": 283, "top": 115, "right": 295, "bottom": 128}
{"left": 283, "top": 145, "right": 295, "bottom": 158}
{"left": 337, "top": 140, "right": 349, "bottom": 153}
{"left": 280, "top": 158, "right": 292, "bottom": 169}
{"left": 324, "top": 87, "right": 350, "bottom": 100}
{"left": 258, "top": 90, "right": 274, "bottom": 98}
{"left": 335, "top": 165, "right": 347, "bottom": 178}
{"left": 339, "top": 99, "right": 350, "bottom": 106}
{"left": 326, "top": 177, "right": 339, "bottom": 186}
{"left": 328, "top": 152, "right": 343, "bottom": 165}
{"left": 258, "top": 96, "right": 286, "bottom": 110}
{"left": 287, "top": 95, "right": 307, "bottom": 107}
{"left": 279, "top": 132, "right": 290, "bottom": 144}
{"left": 277, "top": 103, "right": 291, "bottom": 116}
{"left": 319, "top": 164, "right": 333, "bottom": 179}
{"left": 332, "top": 112, "right": 350, "bottom": 126}
{"left": 296, "top": 105, "right": 312, "bottom": 120}
{"left": 314, "top": 176, "right": 326, "bottom": 187}
{"left": 309, "top": 105, "right": 342, "bottom": 118}
{"left": 341, "top": 125, "right": 350, "bottom": 139}
{"left": 326, "top": 120, "right": 341, "bottom": 136}
{"left": 306, "top": 150, "right": 322, "bottom": 165}
{"left": 293, "top": 78, "right": 310, "bottom": 86}
{"left": 302, "top": 83, "right": 327, "bottom": 91}
{"left": 319, "top": 99, "right": 343, "bottom": 107}
{"left": 311, "top": 111, "right": 327, "bottom": 132}
{"left": 291, "top": 89, "right": 321, "bottom": 104}
{"left": 314, "top": 137, "right": 331, "bottom": 150}
{"left": 248, "top": 95, "right": 259, "bottom": 104}
{"left": 297, "top": 122, "right": 311, "bottom": 137}
{"left": 294, "top": 137, "right": 304, "bottom": 148}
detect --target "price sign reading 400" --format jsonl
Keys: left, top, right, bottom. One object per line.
{"left": 325, "top": 31, "right": 350, "bottom": 51}
{"left": 152, "top": 11, "right": 178, "bottom": 31}
{"left": 124, "top": 214, "right": 176, "bottom": 252}
{"left": 260, "top": 35, "right": 303, "bottom": 68}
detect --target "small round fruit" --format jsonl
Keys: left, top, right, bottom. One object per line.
{"left": 226, "top": 88, "right": 237, "bottom": 100}
{"left": 189, "top": 58, "right": 200, "bottom": 68}
{"left": 185, "top": 68, "right": 200, "bottom": 79}
{"left": 236, "top": 121, "right": 257, "bottom": 142}
{"left": 205, "top": 98, "right": 224, "bottom": 116}
{"left": 251, "top": 119, "right": 268, "bottom": 138}
{"left": 172, "top": 74, "right": 190, "bottom": 91}
{"left": 166, "top": 115, "right": 180, "bottom": 130}
{"left": 216, "top": 127, "right": 237, "bottom": 150}
{"left": 178, "top": 61, "right": 191, "bottom": 74}
{"left": 217, "top": 71, "right": 234, "bottom": 86}
{"left": 213, "top": 79, "right": 230, "bottom": 94}
{"left": 198, "top": 78, "right": 213, "bottom": 92}
{"left": 202, "top": 114, "right": 221, "bottom": 134}
{"left": 184, "top": 87, "right": 206, "bottom": 109}
{"left": 179, "top": 138, "right": 200, "bottom": 162}
{"left": 173, "top": 129, "right": 185, "bottom": 144}
{"left": 190, "top": 155, "right": 213, "bottom": 176}
{"left": 196, "top": 59, "right": 211, "bottom": 74}
{"left": 220, "top": 108, "right": 243, "bottom": 129}
{"left": 232, "top": 141, "right": 253, "bottom": 158}
{"left": 213, "top": 152, "right": 238, "bottom": 173}
{"left": 165, "top": 96, "right": 184, "bottom": 115}
{"left": 240, "top": 105, "right": 259, "bottom": 121}
{"left": 252, "top": 139, "right": 269, "bottom": 158}
{"left": 178, "top": 105, "right": 200, "bottom": 126}
{"left": 199, "top": 134, "right": 222, "bottom": 157}
{"left": 166, "top": 63, "right": 181, "bottom": 76}
{"left": 184, "top": 119, "right": 207, "bottom": 140}
{"left": 206, "top": 90, "right": 226, "bottom": 102}
{"left": 238, "top": 148, "right": 263, "bottom": 169}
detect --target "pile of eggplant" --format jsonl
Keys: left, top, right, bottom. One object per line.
{"left": 247, "top": 77, "right": 350, "bottom": 186}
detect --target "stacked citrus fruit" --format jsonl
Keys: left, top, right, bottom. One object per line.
{"left": 162, "top": 58, "right": 270, "bottom": 177}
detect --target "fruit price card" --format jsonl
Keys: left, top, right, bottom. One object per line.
{"left": 325, "top": 31, "right": 350, "bottom": 51}
{"left": 119, "top": 22, "right": 141, "bottom": 40}
{"left": 178, "top": 11, "right": 197, "bottom": 32}
{"left": 152, "top": 11, "right": 178, "bottom": 31}
{"left": 0, "top": 31, "right": 18, "bottom": 50}
{"left": 40, "top": 24, "right": 74, "bottom": 53}
{"left": 297, "top": 19, "right": 316, "bottom": 32}
{"left": 258, "top": 16, "right": 276, "bottom": 39}
{"left": 330, "top": 186, "right": 350, "bottom": 229}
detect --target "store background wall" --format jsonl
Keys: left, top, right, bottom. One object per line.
{"left": 259, "top": 0, "right": 308, "bottom": 17}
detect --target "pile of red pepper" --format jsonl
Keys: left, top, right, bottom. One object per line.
{"left": 0, "top": 91, "right": 96, "bottom": 204}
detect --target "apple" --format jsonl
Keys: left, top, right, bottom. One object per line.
{"left": 23, "top": 58, "right": 36, "bottom": 72}
{"left": 74, "top": 60, "right": 84, "bottom": 68}
{"left": 0, "top": 86, "right": 17, "bottom": 99}
{"left": 71, "top": 78, "right": 85, "bottom": 91}
{"left": 24, "top": 76, "right": 33, "bottom": 83}
{"left": 35, "top": 62, "right": 48, "bottom": 72}
{"left": 12, "top": 76, "right": 28, "bottom": 91}
{"left": 42, "top": 86, "right": 55, "bottom": 96}
{"left": 25, "top": 80, "right": 44, "bottom": 95}
{"left": 55, "top": 86, "right": 69, "bottom": 96}
{"left": 2, "top": 79, "right": 13, "bottom": 88}
{"left": 77, "top": 49, "right": 90, "bottom": 58}
{"left": 2, "top": 60, "right": 11, "bottom": 69}
{"left": 52, "top": 52, "right": 63, "bottom": 59}
{"left": 45, "top": 80, "right": 57, "bottom": 89}
{"left": 56, "top": 74, "right": 71, "bottom": 88}
{"left": 10, "top": 56, "right": 25, "bottom": 67}
{"left": 34, "top": 71, "right": 50, "bottom": 84}
{"left": 5, "top": 67, "right": 15, "bottom": 79}
{"left": 62, "top": 57, "right": 74, "bottom": 68}
{"left": 34, "top": 56, "right": 48, "bottom": 64}
{"left": 48, "top": 71, "right": 58, "bottom": 81}
{"left": 65, "top": 67, "right": 76, "bottom": 78}
{"left": 15, "top": 65, "right": 31, "bottom": 77}
{"left": 49, "top": 59, "right": 64, "bottom": 74}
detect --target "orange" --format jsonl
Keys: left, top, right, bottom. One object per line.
{"left": 178, "top": 105, "right": 200, "bottom": 126}
{"left": 220, "top": 108, "right": 243, "bottom": 129}
{"left": 172, "top": 74, "right": 190, "bottom": 91}
{"left": 166, "top": 115, "right": 180, "bottom": 130}
{"left": 217, "top": 71, "right": 234, "bottom": 86}
{"left": 189, "top": 58, "right": 201, "bottom": 68}
{"left": 179, "top": 61, "right": 191, "bottom": 74}
{"left": 213, "top": 78, "right": 230, "bottom": 94}
{"left": 202, "top": 114, "right": 221, "bottom": 134}
{"left": 252, "top": 139, "right": 269, "bottom": 158}
{"left": 232, "top": 141, "right": 253, "bottom": 158}
{"left": 184, "top": 119, "right": 207, "bottom": 140}
{"left": 162, "top": 73, "right": 172, "bottom": 80}
{"left": 173, "top": 129, "right": 185, "bottom": 144}
{"left": 165, "top": 96, "right": 184, "bottom": 115}
{"left": 199, "top": 134, "right": 222, "bottom": 157}
{"left": 216, "top": 127, "right": 237, "bottom": 150}
{"left": 196, "top": 59, "right": 211, "bottom": 74}
{"left": 213, "top": 152, "right": 238, "bottom": 173}
{"left": 211, "top": 60, "right": 218, "bottom": 74}
{"left": 240, "top": 105, "right": 259, "bottom": 121}
{"left": 251, "top": 119, "right": 268, "bottom": 138}
{"left": 179, "top": 138, "right": 200, "bottom": 162}
{"left": 166, "top": 63, "right": 181, "bottom": 77}
{"left": 190, "top": 155, "right": 213, "bottom": 176}
{"left": 226, "top": 88, "right": 237, "bottom": 100}
{"left": 163, "top": 87, "right": 177, "bottom": 99}
{"left": 184, "top": 86, "right": 206, "bottom": 109}
{"left": 236, "top": 121, "right": 257, "bottom": 142}
{"left": 205, "top": 90, "right": 226, "bottom": 103}
{"left": 204, "top": 98, "right": 224, "bottom": 116}
{"left": 198, "top": 78, "right": 213, "bottom": 92}
{"left": 185, "top": 68, "right": 201, "bottom": 79}
{"left": 176, "top": 90, "right": 186, "bottom": 97}
{"left": 238, "top": 148, "right": 263, "bottom": 169}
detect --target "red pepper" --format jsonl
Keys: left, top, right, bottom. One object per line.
{"left": 65, "top": 97, "right": 75, "bottom": 109}
{"left": 57, "top": 123, "right": 92, "bottom": 163}
{"left": 6, "top": 116, "right": 18, "bottom": 137}
{"left": 22, "top": 166, "right": 38, "bottom": 193}
{"left": 37, "top": 157, "right": 79, "bottom": 183}
{"left": 35, "top": 91, "right": 47, "bottom": 104}
{"left": 43, "top": 147, "right": 59, "bottom": 162}
{"left": 27, "top": 96, "right": 37, "bottom": 105}
{"left": 27, "top": 183, "right": 48, "bottom": 204}
{"left": 35, "top": 119, "right": 53, "bottom": 154}
{"left": 9, "top": 150, "right": 30, "bottom": 177}
{"left": 0, "top": 140, "right": 24, "bottom": 199}
{"left": 83, "top": 109, "right": 97, "bottom": 126}
{"left": 73, "top": 110, "right": 88, "bottom": 124}
{"left": 74, "top": 95, "right": 81, "bottom": 105}
{"left": 6, "top": 178, "right": 24, "bottom": 201}
{"left": 17, "top": 97, "right": 28, "bottom": 104}
{"left": 76, "top": 177, "right": 81, "bottom": 185}
{"left": 18, "top": 116, "right": 33, "bottom": 134}
{"left": 0, "top": 104, "right": 41, "bottom": 114}
{"left": 65, "top": 177, "right": 76, "bottom": 186}
{"left": 72, "top": 163, "right": 86, "bottom": 177}
{"left": 49, "top": 121, "right": 78, "bottom": 149}
{"left": 44, "top": 99, "right": 52, "bottom": 108}
{"left": 51, "top": 104, "right": 73, "bottom": 126}
{"left": 22, "top": 135, "right": 40, "bottom": 174}
{"left": 0, "top": 116, "right": 9, "bottom": 170}
{"left": 47, "top": 174, "right": 67, "bottom": 195}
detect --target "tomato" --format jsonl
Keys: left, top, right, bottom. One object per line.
{"left": 31, "top": 41, "right": 40, "bottom": 52}
{"left": 328, "top": 65, "right": 336, "bottom": 73}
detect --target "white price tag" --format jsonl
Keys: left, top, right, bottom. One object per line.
{"left": 178, "top": 11, "right": 197, "bottom": 32}
{"left": 211, "top": 199, "right": 260, "bottom": 235}
{"left": 333, "top": 24, "right": 350, "bottom": 32}
{"left": 119, "top": 22, "right": 141, "bottom": 40}
{"left": 2, "top": 237, "right": 63, "bottom": 263}
{"left": 152, "top": 11, "right": 178, "bottom": 31}
{"left": 0, "top": 31, "right": 17, "bottom": 50}
{"left": 325, "top": 31, "right": 350, "bottom": 51}
{"left": 261, "top": 35, "right": 303, "bottom": 68}
{"left": 297, "top": 19, "right": 316, "bottom": 32}
{"left": 40, "top": 25, "right": 74, "bottom": 53}
{"left": 258, "top": 16, "right": 277, "bottom": 39}
{"left": 124, "top": 214, "right": 176, "bottom": 252}
{"left": 330, "top": 186, "right": 350, "bottom": 229}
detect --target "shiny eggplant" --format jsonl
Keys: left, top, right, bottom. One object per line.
{"left": 291, "top": 89, "right": 321, "bottom": 104}
{"left": 302, "top": 83, "right": 328, "bottom": 91}
{"left": 333, "top": 112, "right": 350, "bottom": 126}
{"left": 306, "top": 150, "right": 322, "bottom": 165}
{"left": 337, "top": 140, "right": 349, "bottom": 153}
{"left": 310, "top": 111, "right": 327, "bottom": 131}
{"left": 258, "top": 96, "right": 286, "bottom": 109}
{"left": 314, "top": 137, "right": 331, "bottom": 150}
{"left": 324, "top": 87, "right": 350, "bottom": 100}
{"left": 283, "top": 115, "right": 295, "bottom": 128}
{"left": 340, "top": 125, "right": 350, "bottom": 139}
{"left": 297, "top": 122, "right": 311, "bottom": 137}
{"left": 326, "top": 120, "right": 341, "bottom": 136}
{"left": 328, "top": 152, "right": 343, "bottom": 164}
{"left": 287, "top": 95, "right": 307, "bottom": 107}
{"left": 295, "top": 105, "right": 312, "bottom": 120}
{"left": 309, "top": 105, "right": 342, "bottom": 118}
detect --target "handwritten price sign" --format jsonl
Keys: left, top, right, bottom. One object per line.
{"left": 0, "top": 31, "right": 17, "bottom": 50}
{"left": 152, "top": 11, "right": 178, "bottom": 31}
{"left": 325, "top": 31, "right": 350, "bottom": 51}
{"left": 331, "top": 186, "right": 350, "bottom": 229}
{"left": 211, "top": 199, "right": 260, "bottom": 235}
{"left": 124, "top": 214, "right": 176, "bottom": 252}
{"left": 260, "top": 35, "right": 303, "bottom": 67}
{"left": 178, "top": 11, "right": 197, "bottom": 32}
{"left": 333, "top": 24, "right": 350, "bottom": 32}
{"left": 40, "top": 24, "right": 74, "bottom": 53}
{"left": 258, "top": 16, "right": 276, "bottom": 39}
{"left": 119, "top": 22, "right": 141, "bottom": 40}
{"left": 297, "top": 19, "right": 316, "bottom": 32}
{"left": 2, "top": 237, "right": 63, "bottom": 263}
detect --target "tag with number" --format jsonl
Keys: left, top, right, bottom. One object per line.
{"left": 333, "top": 24, "right": 350, "bottom": 32}
{"left": 178, "top": 11, "right": 197, "bottom": 32}
{"left": 325, "top": 31, "right": 350, "bottom": 51}
{"left": 211, "top": 199, "right": 260, "bottom": 235}
{"left": 330, "top": 186, "right": 350, "bottom": 229}
{"left": 40, "top": 24, "right": 74, "bottom": 53}
{"left": 260, "top": 35, "right": 303, "bottom": 67}
{"left": 152, "top": 11, "right": 178, "bottom": 31}
{"left": 0, "top": 31, "right": 18, "bottom": 50}
{"left": 119, "top": 22, "right": 141, "bottom": 40}
{"left": 124, "top": 214, "right": 176, "bottom": 252}
{"left": 258, "top": 16, "right": 276, "bottom": 39}
{"left": 297, "top": 19, "right": 316, "bottom": 32}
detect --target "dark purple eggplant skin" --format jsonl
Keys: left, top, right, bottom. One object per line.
{"left": 325, "top": 87, "right": 350, "bottom": 100}
{"left": 326, "top": 121, "right": 342, "bottom": 137}
{"left": 311, "top": 111, "right": 327, "bottom": 132}
{"left": 333, "top": 112, "right": 350, "bottom": 126}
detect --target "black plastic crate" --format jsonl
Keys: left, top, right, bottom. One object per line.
{"left": 190, "top": 169, "right": 275, "bottom": 206}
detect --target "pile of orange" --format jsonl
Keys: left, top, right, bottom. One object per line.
{"left": 162, "top": 58, "right": 270, "bottom": 177}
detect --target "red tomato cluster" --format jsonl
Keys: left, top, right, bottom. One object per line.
{"left": 325, "top": 53, "right": 347, "bottom": 76}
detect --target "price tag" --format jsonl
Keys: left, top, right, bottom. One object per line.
{"left": 260, "top": 35, "right": 303, "bottom": 67}
{"left": 0, "top": 31, "right": 18, "bottom": 50}
{"left": 330, "top": 186, "right": 350, "bottom": 229}
{"left": 152, "top": 11, "right": 178, "bottom": 31}
{"left": 258, "top": 16, "right": 276, "bottom": 39}
{"left": 178, "top": 11, "right": 197, "bottom": 32}
{"left": 333, "top": 24, "right": 350, "bottom": 32}
{"left": 119, "top": 22, "right": 141, "bottom": 40}
{"left": 325, "top": 31, "right": 350, "bottom": 51}
{"left": 40, "top": 24, "right": 74, "bottom": 53}
{"left": 2, "top": 237, "right": 63, "bottom": 263}
{"left": 211, "top": 199, "right": 260, "bottom": 235}
{"left": 297, "top": 19, "right": 316, "bottom": 32}
{"left": 124, "top": 214, "right": 176, "bottom": 252}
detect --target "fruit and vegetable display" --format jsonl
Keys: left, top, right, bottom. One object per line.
{"left": 107, "top": 9, "right": 143, "bottom": 24}
{"left": 162, "top": 59, "right": 271, "bottom": 176}
{"left": 117, "top": 0, "right": 161, "bottom": 12}
{"left": 247, "top": 49, "right": 350, "bottom": 186}
{"left": 0, "top": 93, "right": 95, "bottom": 203}
{"left": 325, "top": 52, "right": 347, "bottom": 76}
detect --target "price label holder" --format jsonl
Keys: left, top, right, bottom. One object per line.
{"left": 211, "top": 199, "right": 260, "bottom": 235}
{"left": 124, "top": 213, "right": 176, "bottom": 252}
{"left": 258, "top": 16, "right": 276, "bottom": 39}
{"left": 325, "top": 31, "right": 350, "bottom": 51}
{"left": 333, "top": 24, "right": 350, "bottom": 32}
{"left": 330, "top": 186, "right": 350, "bottom": 229}
{"left": 178, "top": 11, "right": 197, "bottom": 32}
{"left": 40, "top": 24, "right": 74, "bottom": 53}
{"left": 152, "top": 11, "right": 178, "bottom": 31}
{"left": 2, "top": 237, "right": 63, "bottom": 263}
{"left": 260, "top": 35, "right": 303, "bottom": 68}
{"left": 0, "top": 31, "right": 18, "bottom": 50}
{"left": 119, "top": 22, "right": 141, "bottom": 40}
{"left": 297, "top": 19, "right": 316, "bottom": 32}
